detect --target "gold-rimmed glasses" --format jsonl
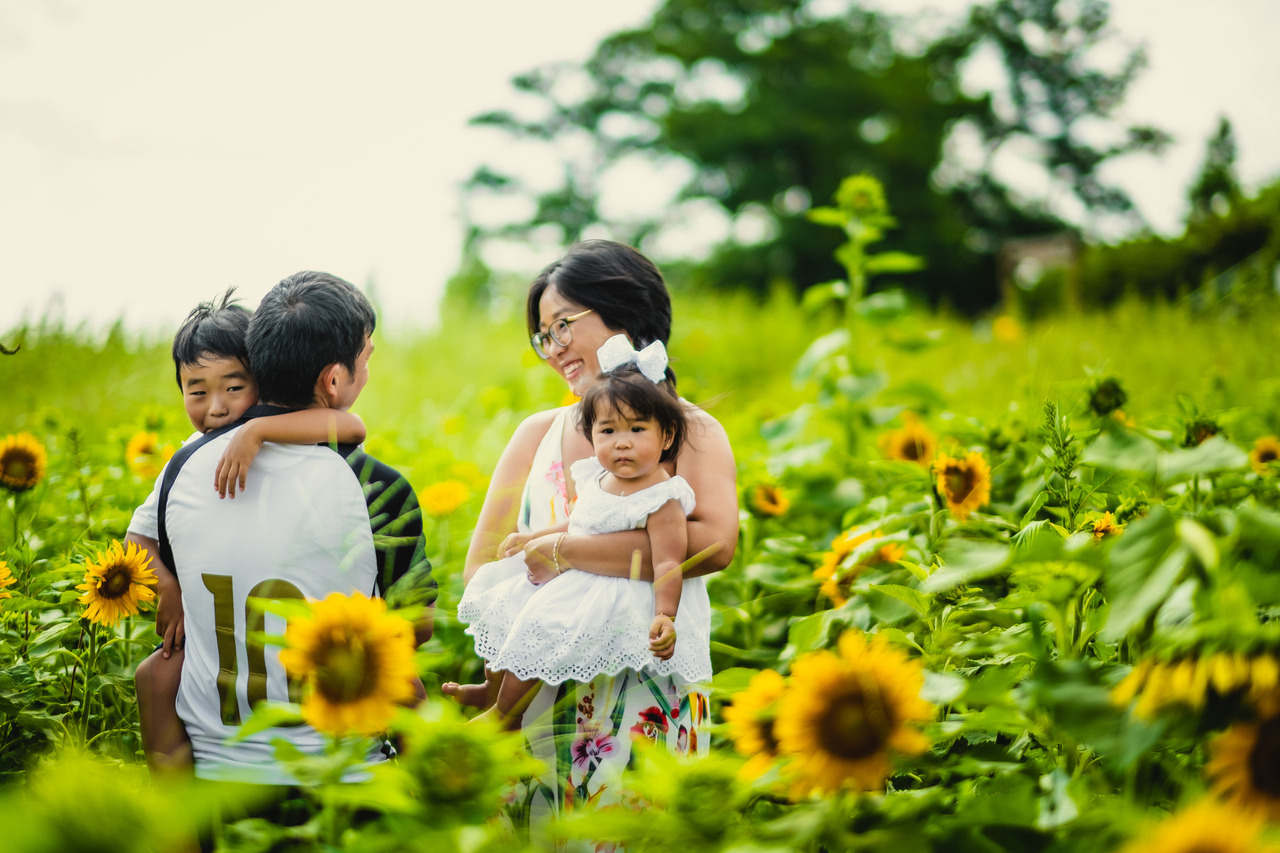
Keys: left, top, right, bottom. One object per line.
{"left": 531, "top": 309, "right": 595, "bottom": 358}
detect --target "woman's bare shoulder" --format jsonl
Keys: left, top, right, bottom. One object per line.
{"left": 506, "top": 407, "right": 563, "bottom": 452}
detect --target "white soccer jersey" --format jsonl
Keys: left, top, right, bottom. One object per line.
{"left": 164, "top": 428, "right": 381, "bottom": 784}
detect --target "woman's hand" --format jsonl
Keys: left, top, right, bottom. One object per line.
{"left": 523, "top": 533, "right": 562, "bottom": 584}
{"left": 215, "top": 425, "right": 264, "bottom": 498}
{"left": 649, "top": 614, "right": 676, "bottom": 659}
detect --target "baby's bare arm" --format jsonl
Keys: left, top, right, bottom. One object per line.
{"left": 216, "top": 411, "right": 366, "bottom": 498}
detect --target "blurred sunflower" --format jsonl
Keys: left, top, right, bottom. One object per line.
{"left": 125, "top": 431, "right": 175, "bottom": 480}
{"left": 1208, "top": 710, "right": 1280, "bottom": 821}
{"left": 1112, "top": 653, "right": 1280, "bottom": 719}
{"left": 932, "top": 451, "right": 991, "bottom": 520}
{"left": 834, "top": 173, "right": 888, "bottom": 217}
{"left": 76, "top": 540, "right": 158, "bottom": 626}
{"left": 1088, "top": 377, "right": 1128, "bottom": 417}
{"left": 813, "top": 528, "right": 906, "bottom": 607}
{"left": 0, "top": 560, "right": 15, "bottom": 599}
{"left": 0, "top": 432, "right": 47, "bottom": 492}
{"left": 723, "top": 668, "right": 786, "bottom": 780}
{"left": 280, "top": 592, "right": 418, "bottom": 736}
{"left": 420, "top": 480, "right": 470, "bottom": 516}
{"left": 1115, "top": 799, "right": 1273, "bottom": 853}
{"left": 1092, "top": 511, "right": 1124, "bottom": 541}
{"left": 1250, "top": 437, "right": 1280, "bottom": 475}
{"left": 775, "top": 631, "right": 932, "bottom": 794}
{"left": 747, "top": 483, "right": 790, "bottom": 518}
{"left": 1184, "top": 417, "right": 1222, "bottom": 448}
{"left": 879, "top": 416, "right": 936, "bottom": 468}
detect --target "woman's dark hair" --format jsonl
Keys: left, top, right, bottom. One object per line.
{"left": 171, "top": 288, "right": 252, "bottom": 387}
{"left": 527, "top": 240, "right": 673, "bottom": 351}
{"left": 246, "top": 271, "right": 376, "bottom": 409}
{"left": 578, "top": 366, "right": 688, "bottom": 465}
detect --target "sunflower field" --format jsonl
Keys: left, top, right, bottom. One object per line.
{"left": 3, "top": 177, "right": 1280, "bottom": 851}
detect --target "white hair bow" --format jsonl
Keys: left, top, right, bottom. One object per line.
{"left": 597, "top": 334, "right": 668, "bottom": 384}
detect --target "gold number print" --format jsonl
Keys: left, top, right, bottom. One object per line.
{"left": 201, "top": 573, "right": 305, "bottom": 725}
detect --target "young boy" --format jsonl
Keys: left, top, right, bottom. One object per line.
{"left": 129, "top": 289, "right": 366, "bottom": 777}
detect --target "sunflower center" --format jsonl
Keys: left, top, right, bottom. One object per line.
{"left": 1249, "top": 716, "right": 1280, "bottom": 797}
{"left": 3, "top": 452, "right": 33, "bottom": 481}
{"left": 944, "top": 467, "right": 976, "bottom": 502}
{"left": 101, "top": 564, "right": 133, "bottom": 599}
{"left": 820, "top": 679, "right": 893, "bottom": 761}
{"left": 314, "top": 634, "right": 377, "bottom": 703}
{"left": 1260, "top": 449, "right": 1279, "bottom": 464}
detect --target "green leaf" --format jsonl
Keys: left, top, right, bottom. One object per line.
{"left": 792, "top": 329, "right": 849, "bottom": 384}
{"left": 835, "top": 370, "right": 888, "bottom": 402}
{"left": 800, "top": 280, "right": 849, "bottom": 312}
{"left": 805, "top": 206, "right": 846, "bottom": 227}
{"left": 786, "top": 610, "right": 843, "bottom": 655}
{"left": 1157, "top": 435, "right": 1249, "bottom": 484}
{"left": 1100, "top": 508, "right": 1188, "bottom": 641}
{"left": 1019, "top": 492, "right": 1050, "bottom": 528}
{"left": 1176, "top": 518, "right": 1219, "bottom": 571}
{"left": 922, "top": 542, "right": 1011, "bottom": 593}
{"left": 230, "top": 701, "right": 304, "bottom": 741}
{"left": 1036, "top": 769, "right": 1080, "bottom": 829}
{"left": 853, "top": 289, "right": 909, "bottom": 320}
{"left": 868, "top": 583, "right": 931, "bottom": 618}
{"left": 921, "top": 670, "right": 967, "bottom": 704}
{"left": 863, "top": 252, "right": 925, "bottom": 275}
{"left": 1011, "top": 519, "right": 1065, "bottom": 559}
{"left": 1082, "top": 430, "right": 1159, "bottom": 477}
{"left": 711, "top": 666, "right": 772, "bottom": 695}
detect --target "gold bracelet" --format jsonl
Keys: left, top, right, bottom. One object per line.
{"left": 552, "top": 532, "right": 568, "bottom": 574}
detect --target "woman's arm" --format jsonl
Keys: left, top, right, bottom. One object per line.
{"left": 463, "top": 409, "right": 560, "bottom": 585}
{"left": 528, "top": 409, "right": 739, "bottom": 583}
{"left": 215, "top": 410, "right": 366, "bottom": 498}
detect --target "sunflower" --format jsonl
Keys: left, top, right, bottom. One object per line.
{"left": 1184, "top": 417, "right": 1222, "bottom": 448}
{"left": 0, "top": 432, "right": 47, "bottom": 492}
{"left": 0, "top": 560, "right": 15, "bottom": 599}
{"left": 1112, "top": 653, "right": 1280, "bottom": 719}
{"left": 1115, "top": 799, "right": 1274, "bottom": 853}
{"left": 1208, "top": 712, "right": 1280, "bottom": 821}
{"left": 879, "top": 416, "right": 936, "bottom": 468}
{"left": 992, "top": 315, "right": 1023, "bottom": 343}
{"left": 1092, "top": 511, "right": 1124, "bottom": 541}
{"left": 774, "top": 630, "right": 933, "bottom": 795}
{"left": 420, "top": 480, "right": 470, "bottom": 516}
{"left": 124, "top": 431, "right": 175, "bottom": 480}
{"left": 932, "top": 451, "right": 991, "bottom": 520}
{"left": 1088, "top": 377, "right": 1128, "bottom": 417}
{"left": 747, "top": 483, "right": 790, "bottom": 518}
{"left": 723, "top": 668, "right": 786, "bottom": 779}
{"left": 76, "top": 540, "right": 158, "bottom": 626}
{"left": 813, "top": 528, "right": 906, "bottom": 607}
{"left": 279, "top": 592, "right": 418, "bottom": 736}
{"left": 1250, "top": 437, "right": 1280, "bottom": 475}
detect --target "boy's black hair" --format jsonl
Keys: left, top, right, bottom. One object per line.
{"left": 171, "top": 288, "right": 252, "bottom": 387}
{"left": 246, "top": 271, "right": 376, "bottom": 409}
{"left": 578, "top": 366, "right": 688, "bottom": 464}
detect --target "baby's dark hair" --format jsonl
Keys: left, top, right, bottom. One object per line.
{"left": 171, "top": 288, "right": 252, "bottom": 387}
{"left": 578, "top": 366, "right": 688, "bottom": 464}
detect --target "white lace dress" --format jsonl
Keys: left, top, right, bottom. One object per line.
{"left": 458, "top": 456, "right": 713, "bottom": 684}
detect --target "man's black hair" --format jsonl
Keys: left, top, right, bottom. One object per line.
{"left": 246, "top": 271, "right": 376, "bottom": 409}
{"left": 171, "top": 289, "right": 252, "bottom": 387}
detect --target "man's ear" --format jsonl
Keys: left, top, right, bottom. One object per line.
{"left": 315, "top": 362, "right": 344, "bottom": 407}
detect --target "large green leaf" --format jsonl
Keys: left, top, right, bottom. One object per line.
{"left": 1101, "top": 508, "right": 1188, "bottom": 641}
{"left": 1157, "top": 435, "right": 1249, "bottom": 484}
{"left": 792, "top": 329, "right": 849, "bottom": 384}
{"left": 1082, "top": 430, "right": 1159, "bottom": 477}
{"left": 863, "top": 252, "right": 926, "bottom": 275}
{"left": 923, "top": 542, "right": 1012, "bottom": 593}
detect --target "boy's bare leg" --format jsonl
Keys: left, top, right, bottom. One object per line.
{"left": 472, "top": 672, "right": 541, "bottom": 731}
{"left": 136, "top": 647, "right": 193, "bottom": 776}
{"left": 441, "top": 666, "right": 501, "bottom": 709}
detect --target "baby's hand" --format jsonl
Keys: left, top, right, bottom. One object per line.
{"left": 649, "top": 614, "right": 676, "bottom": 660}
{"left": 215, "top": 428, "right": 264, "bottom": 498}
{"left": 499, "top": 531, "right": 532, "bottom": 559}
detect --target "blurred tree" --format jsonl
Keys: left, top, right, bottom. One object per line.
{"left": 1187, "top": 117, "right": 1242, "bottom": 222}
{"left": 461, "top": 0, "right": 1166, "bottom": 313}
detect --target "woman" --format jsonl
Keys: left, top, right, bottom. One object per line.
{"left": 457, "top": 240, "right": 738, "bottom": 826}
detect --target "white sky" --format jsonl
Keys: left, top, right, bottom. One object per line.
{"left": 2, "top": 0, "right": 1278, "bottom": 334}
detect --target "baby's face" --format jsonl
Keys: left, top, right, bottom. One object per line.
{"left": 179, "top": 356, "right": 258, "bottom": 433}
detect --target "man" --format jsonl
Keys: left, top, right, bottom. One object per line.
{"left": 158, "top": 270, "right": 433, "bottom": 785}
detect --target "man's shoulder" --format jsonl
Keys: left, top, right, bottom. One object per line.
{"left": 336, "top": 445, "right": 410, "bottom": 488}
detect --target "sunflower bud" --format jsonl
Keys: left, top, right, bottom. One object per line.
{"left": 1088, "top": 377, "right": 1128, "bottom": 417}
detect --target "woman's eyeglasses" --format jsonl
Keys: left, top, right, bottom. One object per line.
{"left": 531, "top": 309, "right": 595, "bottom": 358}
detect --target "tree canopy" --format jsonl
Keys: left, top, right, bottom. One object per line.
{"left": 461, "top": 0, "right": 1168, "bottom": 312}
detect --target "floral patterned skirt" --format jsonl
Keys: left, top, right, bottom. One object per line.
{"left": 507, "top": 668, "right": 709, "bottom": 833}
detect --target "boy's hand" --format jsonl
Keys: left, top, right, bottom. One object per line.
{"left": 649, "top": 614, "right": 676, "bottom": 659}
{"left": 155, "top": 571, "right": 186, "bottom": 657}
{"left": 215, "top": 428, "right": 265, "bottom": 498}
